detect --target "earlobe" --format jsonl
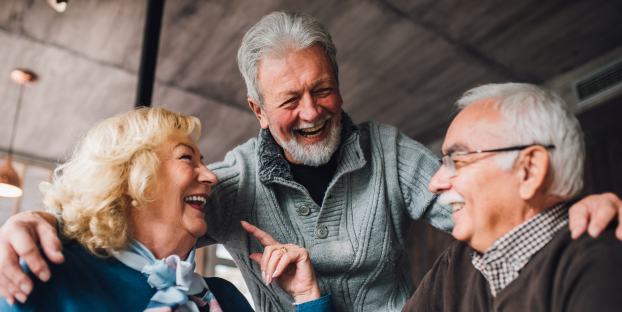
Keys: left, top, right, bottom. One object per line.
{"left": 518, "top": 147, "right": 550, "bottom": 200}
{"left": 248, "top": 98, "right": 270, "bottom": 129}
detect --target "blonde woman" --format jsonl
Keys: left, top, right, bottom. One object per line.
{"left": 0, "top": 108, "right": 334, "bottom": 312}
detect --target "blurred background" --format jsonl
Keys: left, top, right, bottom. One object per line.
{"left": 1, "top": 0, "right": 621, "bottom": 304}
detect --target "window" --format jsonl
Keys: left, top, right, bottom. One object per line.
{"left": 195, "top": 244, "right": 255, "bottom": 308}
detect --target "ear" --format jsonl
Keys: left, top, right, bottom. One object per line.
{"left": 515, "top": 146, "right": 550, "bottom": 200}
{"left": 248, "top": 98, "right": 269, "bottom": 129}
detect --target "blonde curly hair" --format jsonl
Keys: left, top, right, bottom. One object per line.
{"left": 40, "top": 107, "right": 201, "bottom": 257}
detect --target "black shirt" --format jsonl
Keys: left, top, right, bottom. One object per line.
{"left": 288, "top": 154, "right": 338, "bottom": 206}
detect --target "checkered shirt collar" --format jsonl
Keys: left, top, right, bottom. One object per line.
{"left": 471, "top": 203, "right": 569, "bottom": 297}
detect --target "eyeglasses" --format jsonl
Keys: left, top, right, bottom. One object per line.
{"left": 441, "top": 144, "right": 555, "bottom": 177}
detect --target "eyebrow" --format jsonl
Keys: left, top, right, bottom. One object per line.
{"left": 177, "top": 143, "right": 205, "bottom": 161}
{"left": 444, "top": 143, "right": 469, "bottom": 155}
{"left": 175, "top": 143, "right": 195, "bottom": 153}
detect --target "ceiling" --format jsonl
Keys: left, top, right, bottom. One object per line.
{"left": 1, "top": 0, "right": 621, "bottom": 167}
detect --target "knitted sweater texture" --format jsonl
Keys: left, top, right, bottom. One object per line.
{"left": 199, "top": 113, "right": 454, "bottom": 312}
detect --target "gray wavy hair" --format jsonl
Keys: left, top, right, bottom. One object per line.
{"left": 456, "top": 83, "right": 585, "bottom": 200}
{"left": 237, "top": 11, "right": 338, "bottom": 108}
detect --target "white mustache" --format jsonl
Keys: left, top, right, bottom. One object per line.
{"left": 293, "top": 114, "right": 332, "bottom": 130}
{"left": 439, "top": 191, "right": 465, "bottom": 206}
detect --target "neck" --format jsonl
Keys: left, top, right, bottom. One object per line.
{"left": 132, "top": 223, "right": 196, "bottom": 260}
{"left": 474, "top": 196, "right": 562, "bottom": 253}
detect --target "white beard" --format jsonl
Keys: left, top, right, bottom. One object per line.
{"left": 270, "top": 116, "right": 341, "bottom": 167}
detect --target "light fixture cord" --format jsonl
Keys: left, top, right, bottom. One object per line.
{"left": 8, "top": 84, "right": 24, "bottom": 156}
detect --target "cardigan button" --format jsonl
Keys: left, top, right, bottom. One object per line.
{"left": 298, "top": 205, "right": 311, "bottom": 216}
{"left": 315, "top": 225, "right": 328, "bottom": 239}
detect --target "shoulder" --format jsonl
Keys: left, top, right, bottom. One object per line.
{"left": 405, "top": 240, "right": 480, "bottom": 311}
{"left": 13, "top": 244, "right": 105, "bottom": 310}
{"left": 560, "top": 224, "right": 622, "bottom": 271}
{"left": 357, "top": 120, "right": 438, "bottom": 160}
{"left": 207, "top": 137, "right": 258, "bottom": 193}
{"left": 208, "top": 137, "right": 258, "bottom": 173}
{"left": 419, "top": 240, "right": 476, "bottom": 286}
{"left": 428, "top": 240, "right": 475, "bottom": 277}
{"left": 21, "top": 243, "right": 97, "bottom": 279}
{"left": 357, "top": 120, "right": 401, "bottom": 143}
{"left": 550, "top": 224, "right": 622, "bottom": 311}
{"left": 16, "top": 244, "right": 153, "bottom": 311}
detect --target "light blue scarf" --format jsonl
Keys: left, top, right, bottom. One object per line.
{"left": 113, "top": 240, "right": 210, "bottom": 312}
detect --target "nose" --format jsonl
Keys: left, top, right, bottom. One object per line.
{"left": 197, "top": 165, "right": 218, "bottom": 186}
{"left": 298, "top": 92, "right": 321, "bottom": 122}
{"left": 429, "top": 164, "right": 452, "bottom": 194}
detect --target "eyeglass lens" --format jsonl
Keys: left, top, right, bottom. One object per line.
{"left": 442, "top": 155, "right": 455, "bottom": 177}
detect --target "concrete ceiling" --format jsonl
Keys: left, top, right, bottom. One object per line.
{"left": 1, "top": 0, "right": 621, "bottom": 167}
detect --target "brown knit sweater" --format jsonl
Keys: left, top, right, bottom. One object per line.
{"left": 403, "top": 224, "right": 622, "bottom": 312}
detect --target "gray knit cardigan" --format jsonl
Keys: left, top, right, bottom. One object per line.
{"left": 198, "top": 112, "right": 454, "bottom": 312}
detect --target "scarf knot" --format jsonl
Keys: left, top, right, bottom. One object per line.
{"left": 113, "top": 240, "right": 210, "bottom": 312}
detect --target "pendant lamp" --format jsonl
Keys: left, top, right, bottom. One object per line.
{"left": 0, "top": 69, "right": 37, "bottom": 197}
{"left": 46, "top": 0, "right": 68, "bottom": 13}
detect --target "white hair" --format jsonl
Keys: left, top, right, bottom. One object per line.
{"left": 237, "top": 11, "right": 338, "bottom": 108}
{"left": 456, "top": 83, "right": 585, "bottom": 199}
{"left": 40, "top": 107, "right": 201, "bottom": 257}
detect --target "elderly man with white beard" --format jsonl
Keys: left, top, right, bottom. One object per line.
{"left": 2, "top": 12, "right": 622, "bottom": 312}
{"left": 402, "top": 83, "right": 622, "bottom": 312}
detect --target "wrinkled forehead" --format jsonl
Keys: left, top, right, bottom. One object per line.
{"left": 443, "top": 99, "right": 507, "bottom": 154}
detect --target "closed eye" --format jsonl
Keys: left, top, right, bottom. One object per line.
{"left": 315, "top": 88, "right": 332, "bottom": 95}
{"left": 180, "top": 154, "right": 192, "bottom": 160}
{"left": 282, "top": 97, "right": 297, "bottom": 106}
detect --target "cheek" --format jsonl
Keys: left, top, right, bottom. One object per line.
{"left": 169, "top": 167, "right": 195, "bottom": 188}
{"left": 271, "top": 111, "right": 296, "bottom": 132}
{"left": 320, "top": 95, "right": 343, "bottom": 116}
{"left": 330, "top": 94, "right": 344, "bottom": 110}
{"left": 467, "top": 172, "right": 513, "bottom": 229}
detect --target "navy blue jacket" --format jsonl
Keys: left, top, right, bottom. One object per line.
{"left": 0, "top": 243, "right": 335, "bottom": 312}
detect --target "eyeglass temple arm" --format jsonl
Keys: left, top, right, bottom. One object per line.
{"left": 478, "top": 144, "right": 556, "bottom": 153}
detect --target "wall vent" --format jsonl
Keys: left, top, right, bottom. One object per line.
{"left": 574, "top": 57, "right": 622, "bottom": 109}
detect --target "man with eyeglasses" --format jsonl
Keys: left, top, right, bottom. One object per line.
{"left": 1, "top": 12, "right": 622, "bottom": 310}
{"left": 402, "top": 83, "right": 622, "bottom": 312}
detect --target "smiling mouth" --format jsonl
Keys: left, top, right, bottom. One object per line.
{"left": 296, "top": 120, "right": 328, "bottom": 139}
{"left": 184, "top": 195, "right": 207, "bottom": 213}
{"left": 451, "top": 202, "right": 465, "bottom": 212}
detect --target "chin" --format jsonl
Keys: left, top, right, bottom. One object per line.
{"left": 451, "top": 225, "right": 471, "bottom": 243}
{"left": 186, "top": 220, "right": 207, "bottom": 238}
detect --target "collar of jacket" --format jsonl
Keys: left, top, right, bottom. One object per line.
{"left": 257, "top": 111, "right": 361, "bottom": 184}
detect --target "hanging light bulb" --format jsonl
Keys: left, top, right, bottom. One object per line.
{"left": 45, "top": 0, "right": 68, "bottom": 13}
{"left": 0, "top": 69, "right": 37, "bottom": 198}
{"left": 0, "top": 155, "right": 22, "bottom": 197}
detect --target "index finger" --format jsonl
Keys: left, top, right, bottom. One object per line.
{"left": 37, "top": 221, "right": 64, "bottom": 265}
{"left": 568, "top": 200, "right": 589, "bottom": 239}
{"left": 241, "top": 221, "right": 280, "bottom": 246}
{"left": 10, "top": 226, "right": 50, "bottom": 282}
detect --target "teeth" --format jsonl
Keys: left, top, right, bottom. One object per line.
{"left": 299, "top": 121, "right": 326, "bottom": 133}
{"left": 184, "top": 195, "right": 207, "bottom": 204}
{"left": 303, "top": 131, "right": 322, "bottom": 139}
{"left": 451, "top": 203, "right": 465, "bottom": 212}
